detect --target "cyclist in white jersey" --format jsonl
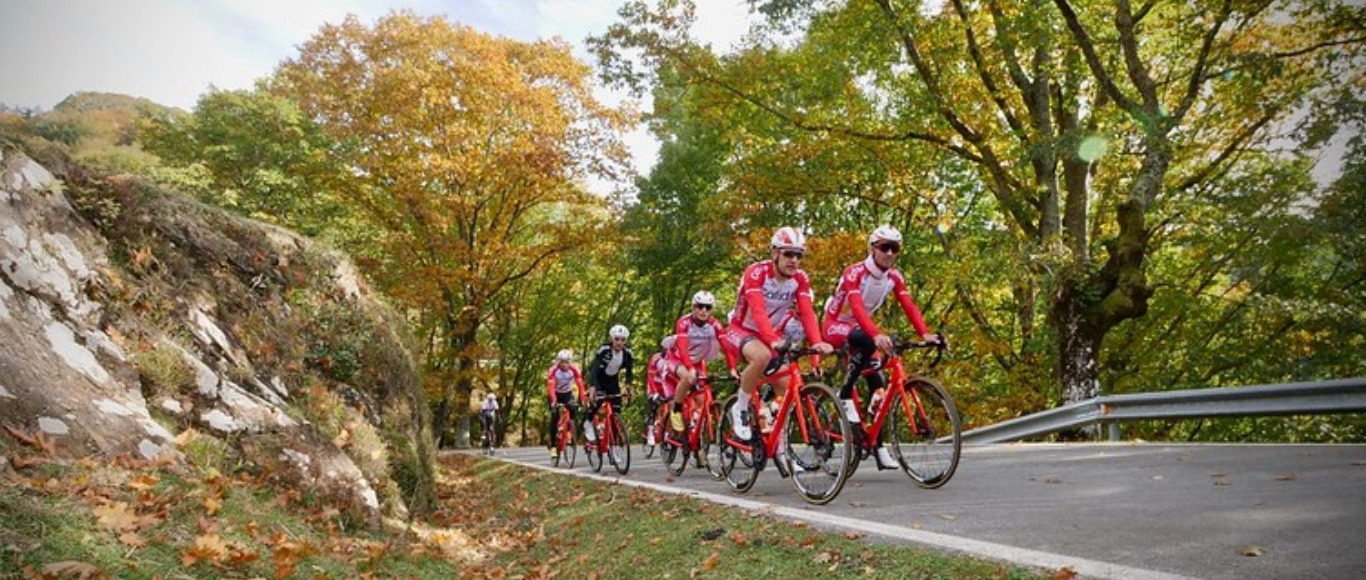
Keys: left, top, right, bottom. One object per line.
{"left": 723, "top": 227, "right": 833, "bottom": 438}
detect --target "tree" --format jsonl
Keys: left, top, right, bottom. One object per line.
{"left": 139, "top": 88, "right": 349, "bottom": 236}
{"left": 593, "top": 0, "right": 1365, "bottom": 420}
{"left": 273, "top": 11, "right": 631, "bottom": 445}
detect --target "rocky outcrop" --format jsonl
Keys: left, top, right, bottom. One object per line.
{"left": 0, "top": 147, "right": 435, "bottom": 525}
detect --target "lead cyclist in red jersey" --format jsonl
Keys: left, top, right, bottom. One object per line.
{"left": 723, "top": 226, "right": 834, "bottom": 439}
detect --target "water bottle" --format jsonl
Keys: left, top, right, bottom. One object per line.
{"left": 584, "top": 419, "right": 596, "bottom": 442}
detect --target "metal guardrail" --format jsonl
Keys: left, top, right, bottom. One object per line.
{"left": 960, "top": 377, "right": 1366, "bottom": 444}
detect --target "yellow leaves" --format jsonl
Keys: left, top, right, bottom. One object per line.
{"left": 92, "top": 501, "right": 156, "bottom": 532}
{"left": 180, "top": 533, "right": 230, "bottom": 567}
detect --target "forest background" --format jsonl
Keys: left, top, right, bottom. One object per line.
{"left": 4, "top": 0, "right": 1363, "bottom": 448}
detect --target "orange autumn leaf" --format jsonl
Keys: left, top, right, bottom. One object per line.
{"left": 118, "top": 532, "right": 147, "bottom": 548}
{"left": 203, "top": 496, "right": 222, "bottom": 516}
{"left": 1053, "top": 566, "right": 1078, "bottom": 580}
{"left": 700, "top": 551, "right": 720, "bottom": 571}
{"left": 181, "top": 533, "right": 229, "bottom": 567}
{"left": 127, "top": 474, "right": 160, "bottom": 491}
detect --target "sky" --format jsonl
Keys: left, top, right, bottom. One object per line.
{"left": 0, "top": 0, "right": 757, "bottom": 183}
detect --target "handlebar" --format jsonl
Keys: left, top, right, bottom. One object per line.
{"left": 890, "top": 334, "right": 948, "bottom": 367}
{"left": 763, "top": 341, "right": 838, "bottom": 377}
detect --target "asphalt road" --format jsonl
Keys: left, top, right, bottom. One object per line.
{"left": 478, "top": 442, "right": 1366, "bottom": 580}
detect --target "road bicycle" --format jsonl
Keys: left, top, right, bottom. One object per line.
{"left": 481, "top": 411, "right": 497, "bottom": 456}
{"left": 550, "top": 402, "right": 577, "bottom": 468}
{"left": 584, "top": 393, "right": 631, "bottom": 475}
{"left": 657, "top": 374, "right": 732, "bottom": 479}
{"left": 841, "top": 336, "right": 961, "bottom": 487}
{"left": 716, "top": 343, "right": 854, "bottom": 505}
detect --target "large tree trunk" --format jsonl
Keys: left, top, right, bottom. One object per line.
{"left": 446, "top": 303, "right": 481, "bottom": 449}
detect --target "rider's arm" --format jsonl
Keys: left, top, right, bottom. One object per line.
{"left": 713, "top": 319, "right": 739, "bottom": 373}
{"left": 572, "top": 366, "right": 586, "bottom": 401}
{"left": 847, "top": 292, "right": 882, "bottom": 337}
{"left": 673, "top": 315, "right": 695, "bottom": 373}
{"left": 794, "top": 272, "right": 824, "bottom": 345}
{"left": 545, "top": 367, "right": 556, "bottom": 403}
{"left": 891, "top": 272, "right": 931, "bottom": 337}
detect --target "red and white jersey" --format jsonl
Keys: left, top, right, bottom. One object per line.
{"left": 822, "top": 256, "right": 929, "bottom": 337}
{"left": 661, "top": 314, "right": 737, "bottom": 371}
{"left": 728, "top": 260, "right": 822, "bottom": 344}
{"left": 545, "top": 364, "right": 584, "bottom": 400}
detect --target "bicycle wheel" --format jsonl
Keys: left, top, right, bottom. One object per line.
{"left": 716, "top": 395, "right": 761, "bottom": 493}
{"left": 609, "top": 414, "right": 631, "bottom": 475}
{"left": 558, "top": 414, "right": 578, "bottom": 469}
{"left": 663, "top": 412, "right": 689, "bottom": 477}
{"left": 889, "top": 378, "right": 961, "bottom": 488}
{"left": 642, "top": 415, "right": 657, "bottom": 459}
{"left": 587, "top": 435, "right": 603, "bottom": 472}
{"left": 783, "top": 383, "right": 853, "bottom": 505}
{"left": 701, "top": 402, "right": 726, "bottom": 480}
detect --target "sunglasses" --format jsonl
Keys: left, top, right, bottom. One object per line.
{"left": 780, "top": 250, "right": 805, "bottom": 260}
{"left": 612, "top": 337, "right": 626, "bottom": 342}
{"left": 873, "top": 243, "right": 901, "bottom": 254}
{"left": 693, "top": 304, "right": 712, "bottom": 311}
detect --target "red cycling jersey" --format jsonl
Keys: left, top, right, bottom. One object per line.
{"left": 545, "top": 363, "right": 584, "bottom": 401}
{"left": 727, "top": 260, "right": 822, "bottom": 346}
{"left": 821, "top": 256, "right": 929, "bottom": 347}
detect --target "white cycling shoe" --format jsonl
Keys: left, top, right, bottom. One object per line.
{"left": 730, "top": 403, "right": 752, "bottom": 440}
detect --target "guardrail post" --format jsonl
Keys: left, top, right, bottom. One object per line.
{"left": 1107, "top": 422, "right": 1120, "bottom": 442}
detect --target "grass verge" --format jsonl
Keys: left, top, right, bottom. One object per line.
{"left": 437, "top": 452, "right": 1045, "bottom": 579}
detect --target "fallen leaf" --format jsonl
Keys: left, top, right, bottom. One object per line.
{"left": 40, "top": 561, "right": 104, "bottom": 579}
{"left": 937, "top": 513, "right": 957, "bottom": 521}
{"left": 93, "top": 502, "right": 143, "bottom": 532}
{"left": 1240, "top": 545, "right": 1265, "bottom": 557}
{"left": 1274, "top": 473, "right": 1297, "bottom": 481}
{"left": 728, "top": 531, "right": 749, "bottom": 546}
{"left": 173, "top": 428, "right": 199, "bottom": 448}
{"left": 1213, "top": 479, "right": 1230, "bottom": 487}
{"left": 700, "top": 551, "right": 720, "bottom": 571}
{"left": 1043, "top": 476, "right": 1062, "bottom": 484}
{"left": 1053, "top": 565, "right": 1078, "bottom": 579}
{"left": 814, "top": 552, "right": 833, "bottom": 564}
{"left": 126, "top": 474, "right": 159, "bottom": 491}
{"left": 203, "top": 496, "right": 222, "bottom": 516}
{"left": 118, "top": 532, "right": 146, "bottom": 548}
{"left": 842, "top": 531, "right": 864, "bottom": 540}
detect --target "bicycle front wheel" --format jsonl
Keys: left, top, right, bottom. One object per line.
{"left": 717, "top": 395, "right": 760, "bottom": 493}
{"left": 889, "top": 377, "right": 961, "bottom": 488}
{"left": 609, "top": 414, "right": 631, "bottom": 475}
{"left": 783, "top": 382, "right": 853, "bottom": 505}
{"left": 701, "top": 402, "right": 725, "bottom": 480}
{"left": 587, "top": 438, "right": 603, "bottom": 472}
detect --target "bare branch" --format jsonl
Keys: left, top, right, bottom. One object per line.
{"left": 1053, "top": 0, "right": 1142, "bottom": 114}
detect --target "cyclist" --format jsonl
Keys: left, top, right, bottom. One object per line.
{"left": 545, "top": 349, "right": 586, "bottom": 459}
{"left": 661, "top": 290, "right": 739, "bottom": 434}
{"left": 644, "top": 349, "right": 667, "bottom": 447}
{"left": 724, "top": 226, "right": 834, "bottom": 439}
{"left": 822, "top": 225, "right": 941, "bottom": 466}
{"left": 479, "top": 392, "right": 499, "bottom": 452}
{"left": 586, "top": 324, "right": 634, "bottom": 441}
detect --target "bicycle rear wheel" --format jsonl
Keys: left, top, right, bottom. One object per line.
{"left": 889, "top": 378, "right": 961, "bottom": 488}
{"left": 783, "top": 383, "right": 853, "bottom": 505}
{"left": 609, "top": 414, "right": 631, "bottom": 475}
{"left": 717, "top": 395, "right": 761, "bottom": 493}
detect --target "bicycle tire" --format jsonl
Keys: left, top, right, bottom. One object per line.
{"left": 587, "top": 435, "right": 603, "bottom": 473}
{"left": 609, "top": 414, "right": 631, "bottom": 475}
{"left": 784, "top": 382, "right": 854, "bottom": 505}
{"left": 717, "top": 394, "right": 760, "bottom": 493}
{"left": 556, "top": 411, "right": 577, "bottom": 469}
{"left": 664, "top": 413, "right": 689, "bottom": 477}
{"left": 642, "top": 415, "right": 657, "bottom": 459}
{"left": 702, "top": 402, "right": 726, "bottom": 480}
{"left": 889, "top": 377, "right": 961, "bottom": 488}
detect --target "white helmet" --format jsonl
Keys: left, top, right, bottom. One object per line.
{"left": 556, "top": 349, "right": 572, "bottom": 362}
{"left": 609, "top": 324, "right": 630, "bottom": 339}
{"left": 868, "top": 225, "right": 903, "bottom": 245}
{"left": 691, "top": 290, "right": 715, "bottom": 306}
{"left": 770, "top": 226, "right": 807, "bottom": 251}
